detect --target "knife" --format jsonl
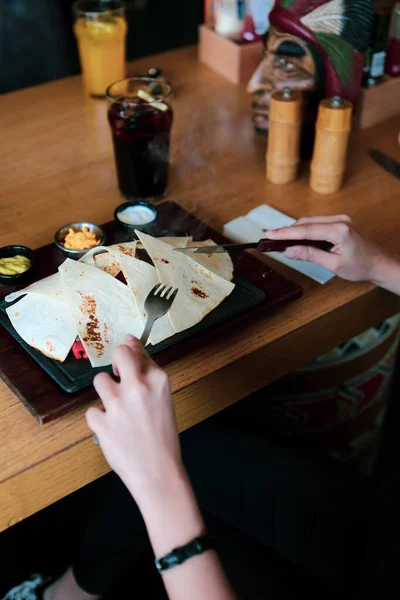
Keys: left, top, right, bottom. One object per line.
{"left": 370, "top": 148, "right": 400, "bottom": 179}
{"left": 174, "top": 239, "right": 333, "bottom": 254}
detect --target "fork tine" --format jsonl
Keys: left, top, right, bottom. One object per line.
{"left": 160, "top": 284, "right": 170, "bottom": 295}
{"left": 169, "top": 288, "right": 179, "bottom": 303}
{"left": 162, "top": 286, "right": 173, "bottom": 298}
{"left": 150, "top": 284, "right": 162, "bottom": 296}
{"left": 166, "top": 287, "right": 176, "bottom": 300}
{"left": 140, "top": 286, "right": 180, "bottom": 347}
{"left": 156, "top": 284, "right": 167, "bottom": 296}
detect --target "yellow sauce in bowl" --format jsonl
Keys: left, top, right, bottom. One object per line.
{"left": 0, "top": 255, "right": 31, "bottom": 275}
{"left": 63, "top": 226, "right": 100, "bottom": 251}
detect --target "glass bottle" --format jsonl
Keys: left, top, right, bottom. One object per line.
{"left": 363, "top": 9, "right": 391, "bottom": 87}
{"left": 385, "top": 1, "right": 400, "bottom": 76}
{"left": 214, "top": 0, "right": 244, "bottom": 39}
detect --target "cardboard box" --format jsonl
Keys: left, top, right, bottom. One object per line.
{"left": 354, "top": 76, "right": 400, "bottom": 129}
{"left": 198, "top": 24, "right": 263, "bottom": 85}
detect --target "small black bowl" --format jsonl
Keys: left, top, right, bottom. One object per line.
{"left": 114, "top": 201, "right": 158, "bottom": 233}
{"left": 0, "top": 245, "right": 36, "bottom": 284}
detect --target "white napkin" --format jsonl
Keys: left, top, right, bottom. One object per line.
{"left": 223, "top": 205, "right": 335, "bottom": 284}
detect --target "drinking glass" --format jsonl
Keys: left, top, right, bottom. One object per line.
{"left": 72, "top": 0, "right": 127, "bottom": 98}
{"left": 106, "top": 77, "right": 173, "bottom": 201}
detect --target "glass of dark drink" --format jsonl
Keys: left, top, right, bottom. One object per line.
{"left": 106, "top": 77, "right": 173, "bottom": 201}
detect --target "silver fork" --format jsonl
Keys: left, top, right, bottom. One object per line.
{"left": 140, "top": 284, "right": 179, "bottom": 346}
{"left": 94, "top": 284, "right": 179, "bottom": 445}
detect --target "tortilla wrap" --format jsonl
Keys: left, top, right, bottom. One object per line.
{"left": 5, "top": 272, "right": 77, "bottom": 362}
{"left": 187, "top": 240, "right": 234, "bottom": 281}
{"left": 136, "top": 236, "right": 192, "bottom": 250}
{"left": 4, "top": 233, "right": 234, "bottom": 366}
{"left": 79, "top": 246, "right": 120, "bottom": 277}
{"left": 81, "top": 243, "right": 174, "bottom": 346}
{"left": 97, "top": 243, "right": 175, "bottom": 346}
{"left": 135, "top": 231, "right": 235, "bottom": 334}
{"left": 59, "top": 258, "right": 143, "bottom": 367}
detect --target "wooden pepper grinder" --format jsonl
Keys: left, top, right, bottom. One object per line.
{"left": 310, "top": 96, "right": 353, "bottom": 195}
{"left": 266, "top": 88, "right": 302, "bottom": 184}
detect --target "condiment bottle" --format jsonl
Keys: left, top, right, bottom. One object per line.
{"left": 310, "top": 96, "right": 353, "bottom": 195}
{"left": 266, "top": 88, "right": 302, "bottom": 185}
{"left": 385, "top": 2, "right": 400, "bottom": 76}
{"left": 215, "top": 0, "right": 244, "bottom": 39}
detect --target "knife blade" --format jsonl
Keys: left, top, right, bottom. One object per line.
{"left": 370, "top": 148, "right": 400, "bottom": 179}
{"left": 174, "top": 239, "right": 333, "bottom": 254}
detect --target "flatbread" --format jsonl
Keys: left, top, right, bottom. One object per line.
{"left": 59, "top": 258, "right": 143, "bottom": 367}
{"left": 5, "top": 272, "right": 61, "bottom": 303}
{"left": 4, "top": 233, "right": 234, "bottom": 367}
{"left": 5, "top": 272, "right": 77, "bottom": 362}
{"left": 79, "top": 246, "right": 121, "bottom": 277}
{"left": 136, "top": 236, "right": 192, "bottom": 250}
{"left": 82, "top": 239, "right": 192, "bottom": 276}
{"left": 81, "top": 242, "right": 174, "bottom": 346}
{"left": 93, "top": 253, "right": 121, "bottom": 277}
{"left": 158, "top": 236, "right": 192, "bottom": 248}
{"left": 187, "top": 240, "right": 234, "bottom": 281}
{"left": 97, "top": 243, "right": 175, "bottom": 346}
{"left": 135, "top": 231, "right": 235, "bottom": 333}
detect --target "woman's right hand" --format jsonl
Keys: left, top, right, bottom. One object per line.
{"left": 265, "top": 215, "right": 390, "bottom": 283}
{"left": 86, "top": 335, "right": 183, "bottom": 505}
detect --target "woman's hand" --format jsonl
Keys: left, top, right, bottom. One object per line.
{"left": 87, "top": 338, "right": 238, "bottom": 600}
{"left": 266, "top": 215, "right": 391, "bottom": 283}
{"left": 86, "top": 335, "right": 182, "bottom": 505}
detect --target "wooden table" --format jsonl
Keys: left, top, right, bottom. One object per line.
{"left": 0, "top": 46, "right": 399, "bottom": 533}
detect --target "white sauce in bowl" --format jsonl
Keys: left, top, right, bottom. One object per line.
{"left": 117, "top": 205, "right": 156, "bottom": 225}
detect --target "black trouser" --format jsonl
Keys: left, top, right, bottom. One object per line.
{"left": 72, "top": 405, "right": 366, "bottom": 596}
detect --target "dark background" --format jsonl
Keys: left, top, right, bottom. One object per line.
{"left": 0, "top": 0, "right": 203, "bottom": 94}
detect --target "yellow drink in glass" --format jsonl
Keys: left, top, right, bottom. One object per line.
{"left": 73, "top": 1, "right": 127, "bottom": 98}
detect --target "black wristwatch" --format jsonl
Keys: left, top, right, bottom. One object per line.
{"left": 155, "top": 535, "right": 215, "bottom": 574}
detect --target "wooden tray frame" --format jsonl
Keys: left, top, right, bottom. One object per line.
{"left": 0, "top": 201, "right": 303, "bottom": 423}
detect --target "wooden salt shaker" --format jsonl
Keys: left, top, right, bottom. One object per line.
{"left": 310, "top": 96, "right": 353, "bottom": 195}
{"left": 266, "top": 88, "right": 302, "bottom": 185}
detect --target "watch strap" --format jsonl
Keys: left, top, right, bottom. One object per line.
{"left": 155, "top": 535, "right": 215, "bottom": 573}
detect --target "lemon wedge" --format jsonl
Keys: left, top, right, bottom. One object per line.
{"left": 137, "top": 89, "right": 168, "bottom": 112}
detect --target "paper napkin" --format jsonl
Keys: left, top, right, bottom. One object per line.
{"left": 223, "top": 205, "right": 335, "bottom": 284}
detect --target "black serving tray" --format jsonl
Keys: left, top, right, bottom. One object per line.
{"left": 0, "top": 274, "right": 265, "bottom": 393}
